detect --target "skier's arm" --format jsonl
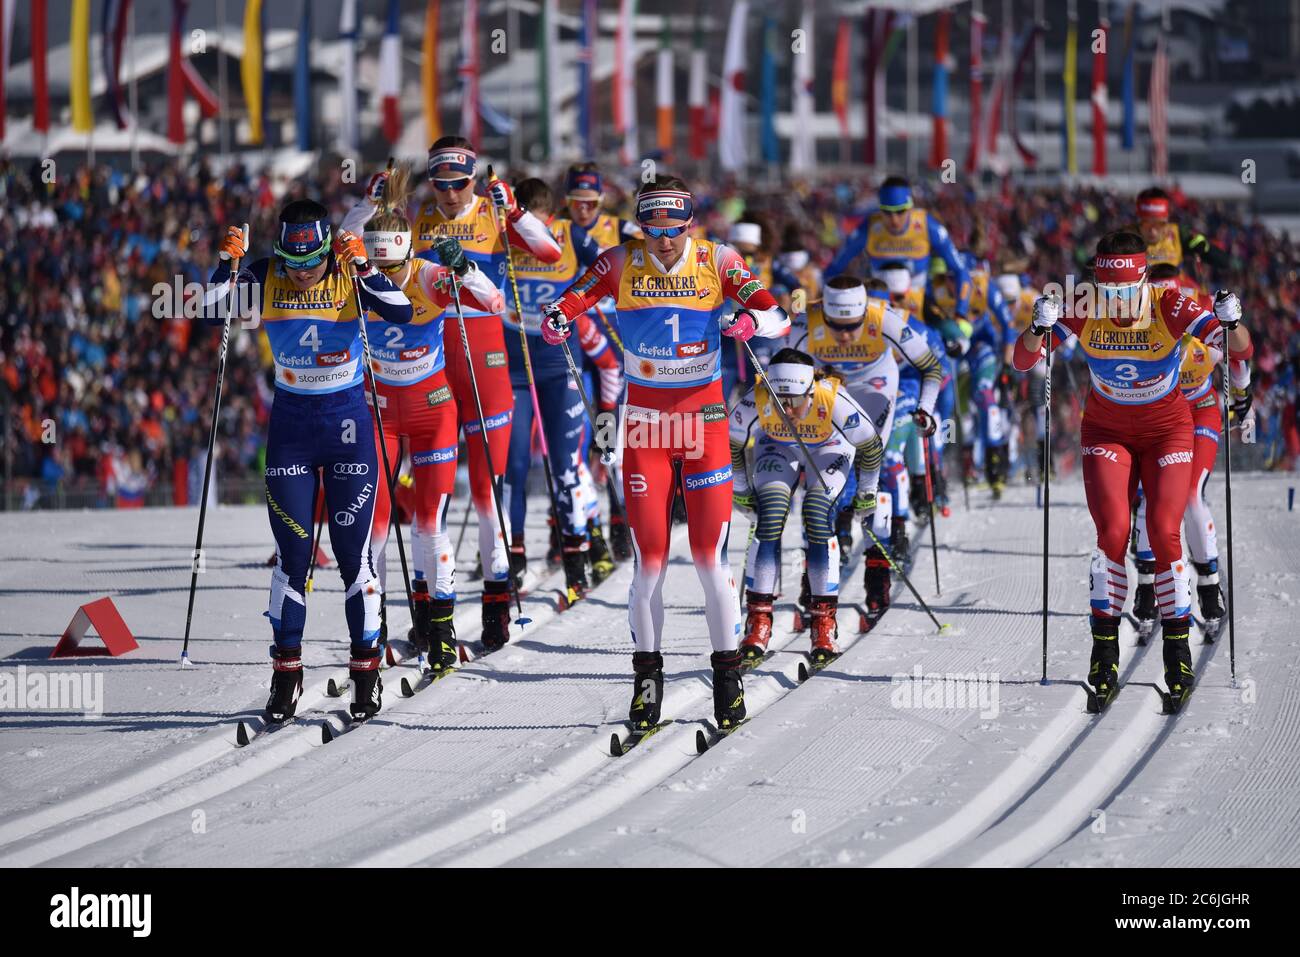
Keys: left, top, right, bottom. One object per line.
{"left": 1169, "top": 288, "right": 1253, "bottom": 362}
{"left": 618, "top": 218, "right": 643, "bottom": 242}
{"left": 985, "top": 279, "right": 1014, "bottom": 353}
{"left": 728, "top": 392, "right": 760, "bottom": 493}
{"left": 574, "top": 312, "right": 623, "bottom": 410}
{"left": 355, "top": 265, "right": 413, "bottom": 324}
{"left": 824, "top": 216, "right": 870, "bottom": 281}
{"left": 569, "top": 221, "right": 602, "bottom": 270}
{"left": 1181, "top": 224, "right": 1230, "bottom": 270}
{"left": 549, "top": 246, "right": 627, "bottom": 321}
{"left": 203, "top": 258, "right": 267, "bottom": 326}
{"left": 929, "top": 215, "right": 971, "bottom": 317}
{"left": 420, "top": 260, "right": 504, "bottom": 315}
{"left": 1012, "top": 314, "right": 1084, "bottom": 371}
{"left": 884, "top": 308, "right": 944, "bottom": 415}
{"left": 340, "top": 198, "right": 377, "bottom": 236}
{"left": 506, "top": 208, "right": 563, "bottom": 264}
{"left": 834, "top": 391, "right": 884, "bottom": 496}
{"left": 715, "top": 243, "right": 790, "bottom": 337}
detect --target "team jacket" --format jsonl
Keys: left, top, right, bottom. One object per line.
{"left": 825, "top": 207, "right": 972, "bottom": 315}
{"left": 204, "top": 257, "right": 411, "bottom": 396}
{"left": 728, "top": 378, "right": 884, "bottom": 496}
{"left": 549, "top": 237, "right": 789, "bottom": 398}
{"left": 787, "top": 298, "right": 943, "bottom": 415}
{"left": 368, "top": 257, "right": 503, "bottom": 388}
{"left": 1012, "top": 287, "right": 1252, "bottom": 406}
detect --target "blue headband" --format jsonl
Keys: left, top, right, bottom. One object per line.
{"left": 868, "top": 288, "right": 892, "bottom": 302}
{"left": 878, "top": 183, "right": 913, "bottom": 212}
{"left": 566, "top": 169, "right": 602, "bottom": 196}
{"left": 275, "top": 219, "right": 331, "bottom": 265}
{"left": 636, "top": 190, "right": 694, "bottom": 225}
{"left": 427, "top": 147, "right": 477, "bottom": 180}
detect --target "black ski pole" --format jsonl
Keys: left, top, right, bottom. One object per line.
{"left": 1040, "top": 298, "right": 1057, "bottom": 685}
{"left": 305, "top": 470, "right": 325, "bottom": 593}
{"left": 1214, "top": 292, "right": 1237, "bottom": 684}
{"left": 922, "top": 435, "right": 941, "bottom": 595}
{"left": 181, "top": 226, "right": 246, "bottom": 668}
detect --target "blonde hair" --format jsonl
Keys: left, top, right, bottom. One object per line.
{"left": 369, "top": 164, "right": 414, "bottom": 232}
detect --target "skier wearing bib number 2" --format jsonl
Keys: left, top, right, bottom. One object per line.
{"left": 1013, "top": 231, "right": 1252, "bottom": 711}
{"left": 541, "top": 175, "right": 790, "bottom": 734}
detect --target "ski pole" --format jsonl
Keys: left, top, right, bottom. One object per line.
{"left": 485, "top": 165, "right": 569, "bottom": 572}
{"left": 305, "top": 471, "right": 325, "bottom": 594}
{"left": 922, "top": 435, "right": 941, "bottom": 596}
{"left": 739, "top": 338, "right": 947, "bottom": 633}
{"left": 1040, "top": 299, "right": 1056, "bottom": 684}
{"left": 181, "top": 226, "right": 246, "bottom": 668}
{"left": 352, "top": 273, "right": 418, "bottom": 636}
{"left": 1215, "top": 294, "right": 1237, "bottom": 684}
{"left": 446, "top": 270, "right": 531, "bottom": 626}
{"left": 952, "top": 370, "right": 972, "bottom": 510}
{"left": 554, "top": 325, "right": 625, "bottom": 517}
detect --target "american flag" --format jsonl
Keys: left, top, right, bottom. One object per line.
{"left": 1149, "top": 34, "right": 1169, "bottom": 178}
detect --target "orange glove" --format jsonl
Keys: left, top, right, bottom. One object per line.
{"left": 332, "top": 230, "right": 369, "bottom": 269}
{"left": 218, "top": 224, "right": 249, "bottom": 262}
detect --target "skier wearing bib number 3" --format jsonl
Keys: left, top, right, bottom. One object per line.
{"left": 1013, "top": 231, "right": 1252, "bottom": 711}
{"left": 541, "top": 175, "right": 790, "bottom": 734}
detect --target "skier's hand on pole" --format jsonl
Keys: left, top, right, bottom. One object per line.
{"left": 721, "top": 309, "right": 757, "bottom": 341}
{"left": 365, "top": 169, "right": 390, "bottom": 204}
{"left": 852, "top": 490, "right": 877, "bottom": 521}
{"left": 1030, "top": 293, "right": 1062, "bottom": 337}
{"left": 431, "top": 237, "right": 470, "bottom": 276}
{"left": 541, "top": 304, "right": 572, "bottom": 345}
{"left": 332, "top": 230, "right": 371, "bottom": 272}
{"left": 912, "top": 408, "right": 938, "bottom": 437}
{"left": 1213, "top": 290, "right": 1242, "bottom": 329}
{"left": 488, "top": 178, "right": 518, "bottom": 217}
{"left": 218, "top": 224, "right": 249, "bottom": 262}
{"left": 733, "top": 489, "right": 757, "bottom": 521}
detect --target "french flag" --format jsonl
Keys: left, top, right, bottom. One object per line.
{"left": 379, "top": 0, "right": 402, "bottom": 144}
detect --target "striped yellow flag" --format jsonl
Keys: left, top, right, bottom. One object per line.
{"left": 422, "top": 0, "right": 441, "bottom": 143}
{"left": 242, "top": 0, "right": 264, "bottom": 145}
{"left": 70, "top": 0, "right": 92, "bottom": 132}
{"left": 1063, "top": 12, "right": 1078, "bottom": 175}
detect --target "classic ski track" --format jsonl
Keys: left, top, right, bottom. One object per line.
{"left": 922, "top": 619, "right": 1217, "bottom": 868}
{"left": 0, "top": 557, "right": 573, "bottom": 866}
{"left": 398, "top": 536, "right": 891, "bottom": 869}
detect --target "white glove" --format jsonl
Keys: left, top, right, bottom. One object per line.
{"left": 1030, "top": 294, "right": 1062, "bottom": 335}
{"left": 1213, "top": 290, "right": 1242, "bottom": 330}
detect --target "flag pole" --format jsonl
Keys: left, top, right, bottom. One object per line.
{"left": 906, "top": 12, "right": 918, "bottom": 181}
{"left": 129, "top": 0, "right": 139, "bottom": 169}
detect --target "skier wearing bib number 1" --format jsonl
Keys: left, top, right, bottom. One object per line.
{"left": 540, "top": 175, "right": 790, "bottom": 734}
{"left": 1013, "top": 231, "right": 1252, "bottom": 711}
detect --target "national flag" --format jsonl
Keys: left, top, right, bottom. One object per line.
{"left": 688, "top": 3, "right": 707, "bottom": 160}
{"left": 759, "top": 14, "right": 778, "bottom": 164}
{"left": 964, "top": 8, "right": 985, "bottom": 174}
{"left": 864, "top": 9, "right": 897, "bottom": 167}
{"left": 1149, "top": 32, "right": 1169, "bottom": 177}
{"left": 379, "top": 0, "right": 402, "bottom": 144}
{"left": 538, "top": 0, "right": 558, "bottom": 160}
{"left": 718, "top": 0, "right": 749, "bottom": 172}
{"left": 339, "top": 0, "right": 359, "bottom": 152}
{"left": 70, "top": 0, "right": 92, "bottom": 133}
{"left": 460, "top": 0, "right": 481, "bottom": 146}
{"left": 1092, "top": 15, "right": 1109, "bottom": 176}
{"left": 31, "top": 0, "right": 49, "bottom": 134}
{"left": 656, "top": 16, "right": 674, "bottom": 156}
{"left": 1009, "top": 22, "right": 1044, "bottom": 167}
{"left": 930, "top": 8, "right": 951, "bottom": 169}
{"left": 101, "top": 0, "right": 133, "bottom": 130}
{"left": 578, "top": 0, "right": 596, "bottom": 157}
{"left": 294, "top": 0, "right": 313, "bottom": 151}
{"left": 167, "top": 0, "right": 219, "bottom": 145}
{"left": 831, "top": 17, "right": 851, "bottom": 142}
{"left": 789, "top": 8, "right": 816, "bottom": 173}
{"left": 1062, "top": 7, "right": 1078, "bottom": 175}
{"left": 242, "top": 0, "right": 264, "bottom": 145}
{"left": 1121, "top": 2, "right": 1136, "bottom": 150}
{"left": 615, "top": 0, "right": 639, "bottom": 164}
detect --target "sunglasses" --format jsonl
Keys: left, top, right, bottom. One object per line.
{"left": 432, "top": 177, "right": 473, "bottom": 192}
{"left": 825, "top": 317, "right": 864, "bottom": 332}
{"left": 376, "top": 259, "right": 409, "bottom": 274}
{"left": 640, "top": 223, "right": 690, "bottom": 239}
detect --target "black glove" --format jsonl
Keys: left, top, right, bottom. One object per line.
{"left": 912, "top": 409, "right": 938, "bottom": 437}
{"left": 1229, "top": 385, "right": 1253, "bottom": 421}
{"left": 431, "top": 237, "right": 469, "bottom": 277}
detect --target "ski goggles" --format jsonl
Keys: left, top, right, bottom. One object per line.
{"left": 878, "top": 183, "right": 914, "bottom": 213}
{"left": 432, "top": 177, "right": 473, "bottom": 193}
{"left": 641, "top": 222, "right": 692, "bottom": 239}
{"left": 427, "top": 148, "right": 476, "bottom": 180}
{"left": 275, "top": 219, "right": 331, "bottom": 270}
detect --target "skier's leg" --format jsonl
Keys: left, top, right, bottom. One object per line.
{"left": 681, "top": 414, "right": 742, "bottom": 654}
{"left": 504, "top": 384, "right": 533, "bottom": 545}
{"left": 1080, "top": 424, "right": 1136, "bottom": 621}
{"left": 624, "top": 439, "right": 675, "bottom": 654}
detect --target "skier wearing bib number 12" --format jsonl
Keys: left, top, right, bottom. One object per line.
{"left": 1012, "top": 230, "right": 1252, "bottom": 711}
{"left": 540, "top": 175, "right": 790, "bottom": 734}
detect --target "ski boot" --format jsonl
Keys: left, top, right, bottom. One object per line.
{"left": 792, "top": 569, "right": 812, "bottom": 631}
{"left": 481, "top": 579, "right": 513, "bottom": 652}
{"left": 629, "top": 651, "right": 664, "bottom": 730}
{"left": 835, "top": 509, "right": 854, "bottom": 566}
{"left": 264, "top": 648, "right": 303, "bottom": 724}
{"left": 711, "top": 649, "right": 746, "bottom": 730}
{"left": 426, "top": 597, "right": 458, "bottom": 676}
{"left": 986, "top": 447, "right": 1007, "bottom": 501}
{"left": 909, "top": 479, "right": 929, "bottom": 523}
{"left": 545, "top": 517, "right": 562, "bottom": 568}
{"left": 348, "top": 648, "right": 383, "bottom": 721}
{"left": 608, "top": 509, "right": 633, "bottom": 562}
{"left": 588, "top": 520, "right": 617, "bottom": 584}
{"left": 961, "top": 444, "right": 978, "bottom": 485}
{"left": 561, "top": 533, "right": 590, "bottom": 605}
{"left": 862, "top": 546, "right": 892, "bottom": 631}
{"left": 809, "top": 596, "right": 840, "bottom": 666}
{"left": 741, "top": 592, "right": 775, "bottom": 664}
{"left": 1086, "top": 615, "right": 1121, "bottom": 710}
{"left": 1162, "top": 617, "right": 1194, "bottom": 706}
{"left": 1194, "top": 560, "right": 1225, "bottom": 641}
{"left": 409, "top": 584, "right": 432, "bottom": 654}
{"left": 508, "top": 537, "right": 528, "bottom": 592}
{"left": 1133, "top": 559, "right": 1158, "bottom": 642}
{"left": 890, "top": 516, "right": 911, "bottom": 560}
{"left": 932, "top": 469, "right": 951, "bottom": 517}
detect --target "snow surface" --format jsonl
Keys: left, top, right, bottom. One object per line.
{"left": 0, "top": 473, "right": 1296, "bottom": 867}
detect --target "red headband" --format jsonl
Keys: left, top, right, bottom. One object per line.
{"left": 1137, "top": 197, "right": 1169, "bottom": 220}
{"left": 1094, "top": 253, "right": 1147, "bottom": 284}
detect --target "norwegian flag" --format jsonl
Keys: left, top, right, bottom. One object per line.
{"left": 1149, "top": 33, "right": 1169, "bottom": 178}
{"left": 379, "top": 0, "right": 402, "bottom": 144}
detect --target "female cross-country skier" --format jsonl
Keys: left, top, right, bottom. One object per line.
{"left": 206, "top": 201, "right": 412, "bottom": 723}
{"left": 540, "top": 175, "right": 790, "bottom": 734}
{"left": 344, "top": 138, "right": 561, "bottom": 651}
{"left": 729, "top": 348, "right": 884, "bottom": 665}
{"left": 1013, "top": 230, "right": 1252, "bottom": 710}
{"left": 343, "top": 166, "right": 506, "bottom": 678}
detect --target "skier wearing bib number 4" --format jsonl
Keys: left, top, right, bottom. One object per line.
{"left": 206, "top": 203, "right": 412, "bottom": 724}
{"left": 729, "top": 349, "right": 884, "bottom": 666}
{"left": 541, "top": 175, "right": 789, "bottom": 735}
{"left": 1012, "top": 231, "right": 1252, "bottom": 711}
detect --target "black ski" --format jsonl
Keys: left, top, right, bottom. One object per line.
{"left": 1084, "top": 680, "right": 1121, "bottom": 715}
{"left": 609, "top": 722, "right": 668, "bottom": 757}
{"left": 797, "top": 650, "right": 843, "bottom": 682}
{"left": 399, "top": 667, "right": 457, "bottom": 697}
{"left": 694, "top": 718, "right": 750, "bottom": 754}
{"left": 739, "top": 648, "right": 775, "bottom": 672}
{"left": 1159, "top": 683, "right": 1195, "bottom": 715}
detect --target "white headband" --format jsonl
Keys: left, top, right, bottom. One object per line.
{"left": 729, "top": 222, "right": 762, "bottom": 248}
{"left": 879, "top": 267, "right": 911, "bottom": 296}
{"left": 363, "top": 230, "right": 412, "bottom": 263}
{"left": 824, "top": 283, "right": 869, "bottom": 321}
{"left": 996, "top": 274, "right": 1022, "bottom": 300}
{"left": 779, "top": 250, "right": 810, "bottom": 272}
{"left": 766, "top": 362, "right": 815, "bottom": 397}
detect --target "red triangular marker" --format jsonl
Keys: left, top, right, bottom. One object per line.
{"left": 51, "top": 597, "right": 138, "bottom": 658}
